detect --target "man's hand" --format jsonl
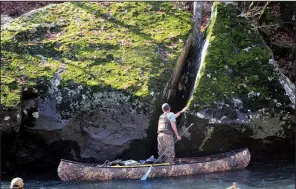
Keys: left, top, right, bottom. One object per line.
{"left": 181, "top": 106, "right": 188, "bottom": 113}
{"left": 177, "top": 134, "right": 181, "bottom": 141}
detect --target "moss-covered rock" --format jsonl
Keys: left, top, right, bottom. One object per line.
{"left": 177, "top": 3, "right": 295, "bottom": 160}
{"left": 1, "top": 2, "right": 191, "bottom": 166}
{"left": 1, "top": 2, "right": 191, "bottom": 107}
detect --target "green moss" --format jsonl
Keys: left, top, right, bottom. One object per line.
{"left": 1, "top": 2, "right": 191, "bottom": 107}
{"left": 188, "top": 3, "right": 275, "bottom": 112}
{"left": 1, "top": 50, "right": 60, "bottom": 107}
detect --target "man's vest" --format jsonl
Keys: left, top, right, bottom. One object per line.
{"left": 157, "top": 113, "right": 173, "bottom": 134}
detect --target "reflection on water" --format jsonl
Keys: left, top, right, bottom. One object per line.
{"left": 1, "top": 163, "right": 294, "bottom": 189}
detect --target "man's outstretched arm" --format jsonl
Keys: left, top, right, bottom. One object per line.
{"left": 175, "top": 107, "right": 188, "bottom": 118}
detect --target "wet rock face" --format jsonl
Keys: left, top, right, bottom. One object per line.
{"left": 0, "top": 108, "right": 20, "bottom": 134}
{"left": 177, "top": 3, "right": 295, "bottom": 160}
{"left": 6, "top": 84, "right": 151, "bottom": 170}
{"left": 29, "top": 90, "right": 149, "bottom": 162}
{"left": 0, "top": 107, "right": 21, "bottom": 173}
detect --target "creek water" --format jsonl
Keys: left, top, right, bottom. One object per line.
{"left": 1, "top": 162, "right": 294, "bottom": 189}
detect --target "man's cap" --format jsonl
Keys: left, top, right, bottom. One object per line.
{"left": 10, "top": 177, "right": 24, "bottom": 189}
{"left": 161, "top": 103, "right": 170, "bottom": 111}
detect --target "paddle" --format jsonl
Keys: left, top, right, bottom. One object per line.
{"left": 140, "top": 123, "right": 194, "bottom": 180}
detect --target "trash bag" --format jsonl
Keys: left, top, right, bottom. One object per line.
{"left": 110, "top": 159, "right": 123, "bottom": 166}
{"left": 139, "top": 160, "right": 146, "bottom": 164}
{"left": 121, "top": 160, "right": 138, "bottom": 166}
{"left": 110, "top": 159, "right": 139, "bottom": 166}
{"left": 146, "top": 155, "right": 157, "bottom": 163}
{"left": 140, "top": 155, "right": 158, "bottom": 164}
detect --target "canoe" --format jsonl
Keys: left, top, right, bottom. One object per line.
{"left": 58, "top": 148, "right": 251, "bottom": 181}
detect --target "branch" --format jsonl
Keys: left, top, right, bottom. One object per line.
{"left": 269, "top": 42, "right": 295, "bottom": 49}
{"left": 258, "top": 1, "right": 270, "bottom": 21}
{"left": 255, "top": 24, "right": 279, "bottom": 28}
{"left": 248, "top": 1, "right": 254, "bottom": 9}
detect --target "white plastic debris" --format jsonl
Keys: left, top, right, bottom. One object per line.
{"left": 32, "top": 112, "right": 39, "bottom": 118}
{"left": 4, "top": 116, "right": 10, "bottom": 121}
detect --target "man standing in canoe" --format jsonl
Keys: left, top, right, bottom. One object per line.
{"left": 157, "top": 103, "right": 188, "bottom": 163}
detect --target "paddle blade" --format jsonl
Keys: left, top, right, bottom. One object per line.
{"left": 140, "top": 166, "right": 152, "bottom": 180}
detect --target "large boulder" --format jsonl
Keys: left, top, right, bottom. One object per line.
{"left": 1, "top": 2, "right": 191, "bottom": 169}
{"left": 176, "top": 3, "right": 295, "bottom": 161}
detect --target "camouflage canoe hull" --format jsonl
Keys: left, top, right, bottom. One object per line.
{"left": 58, "top": 148, "right": 250, "bottom": 181}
